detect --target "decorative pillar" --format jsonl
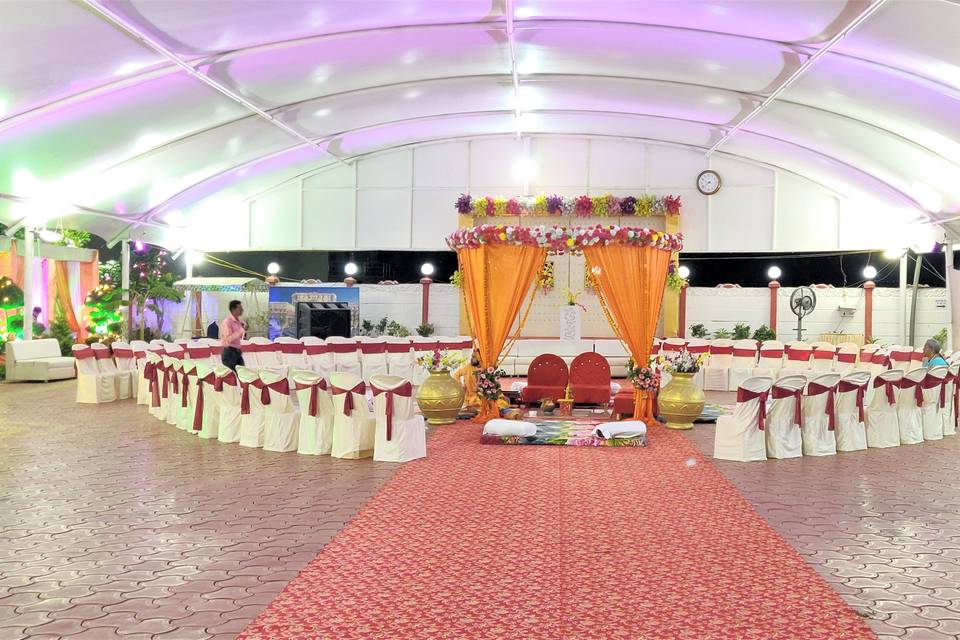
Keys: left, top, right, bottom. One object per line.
{"left": 343, "top": 276, "right": 356, "bottom": 287}
{"left": 863, "top": 281, "right": 875, "bottom": 343}
{"left": 23, "top": 231, "right": 34, "bottom": 340}
{"left": 420, "top": 276, "right": 432, "bottom": 325}
{"left": 120, "top": 240, "right": 130, "bottom": 339}
{"left": 678, "top": 284, "right": 688, "bottom": 338}
{"left": 768, "top": 280, "right": 780, "bottom": 336}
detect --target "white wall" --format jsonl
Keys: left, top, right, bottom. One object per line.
{"left": 687, "top": 285, "right": 949, "bottom": 346}
{"left": 189, "top": 135, "right": 931, "bottom": 253}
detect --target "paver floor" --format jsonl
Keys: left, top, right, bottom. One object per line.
{"left": 0, "top": 380, "right": 401, "bottom": 640}
{"left": 688, "top": 391, "right": 960, "bottom": 640}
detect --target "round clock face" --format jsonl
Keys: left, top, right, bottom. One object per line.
{"left": 697, "top": 170, "right": 721, "bottom": 195}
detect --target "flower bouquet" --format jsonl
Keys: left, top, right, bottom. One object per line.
{"left": 626, "top": 358, "right": 661, "bottom": 391}
{"left": 475, "top": 365, "right": 506, "bottom": 401}
{"left": 417, "top": 349, "right": 465, "bottom": 373}
{"left": 659, "top": 348, "right": 704, "bottom": 374}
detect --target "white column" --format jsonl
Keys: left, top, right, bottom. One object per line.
{"left": 120, "top": 240, "right": 131, "bottom": 340}
{"left": 899, "top": 254, "right": 908, "bottom": 345}
{"left": 948, "top": 246, "right": 957, "bottom": 351}
{"left": 22, "top": 230, "right": 34, "bottom": 340}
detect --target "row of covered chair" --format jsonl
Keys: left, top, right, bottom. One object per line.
{"left": 715, "top": 364, "right": 959, "bottom": 461}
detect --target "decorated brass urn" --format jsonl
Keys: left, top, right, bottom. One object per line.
{"left": 416, "top": 369, "right": 465, "bottom": 425}
{"left": 657, "top": 372, "right": 705, "bottom": 430}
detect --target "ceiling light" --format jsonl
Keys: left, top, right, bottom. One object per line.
{"left": 767, "top": 266, "right": 781, "bottom": 280}
{"left": 37, "top": 229, "right": 62, "bottom": 243}
{"left": 883, "top": 248, "right": 906, "bottom": 260}
{"left": 512, "top": 155, "right": 538, "bottom": 183}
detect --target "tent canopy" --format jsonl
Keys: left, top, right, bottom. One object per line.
{"left": 1, "top": 1, "right": 959, "bottom": 245}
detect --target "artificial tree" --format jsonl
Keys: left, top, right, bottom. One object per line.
{"left": 124, "top": 245, "right": 183, "bottom": 340}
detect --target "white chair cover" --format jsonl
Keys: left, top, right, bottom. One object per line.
{"left": 112, "top": 341, "right": 139, "bottom": 400}
{"left": 944, "top": 363, "right": 960, "bottom": 437}
{"left": 201, "top": 338, "right": 223, "bottom": 364}
{"left": 897, "top": 368, "right": 926, "bottom": 445}
{"left": 835, "top": 372, "right": 870, "bottom": 452}
{"left": 920, "top": 366, "right": 948, "bottom": 441}
{"left": 157, "top": 353, "right": 178, "bottom": 423}
{"left": 801, "top": 373, "right": 840, "bottom": 456}
{"left": 866, "top": 369, "right": 903, "bottom": 448}
{"left": 370, "top": 374, "right": 426, "bottom": 463}
{"left": 130, "top": 340, "right": 151, "bottom": 404}
{"left": 327, "top": 336, "right": 362, "bottom": 377}
{"left": 176, "top": 360, "right": 198, "bottom": 432}
{"left": 702, "top": 338, "right": 732, "bottom": 392}
{"left": 214, "top": 365, "right": 242, "bottom": 443}
{"left": 410, "top": 336, "right": 439, "bottom": 385}
{"left": 888, "top": 346, "right": 913, "bottom": 371}
{"left": 835, "top": 342, "right": 858, "bottom": 374}
{"left": 749, "top": 340, "right": 782, "bottom": 386}
{"left": 713, "top": 376, "right": 772, "bottom": 462}
{"left": 329, "top": 371, "right": 375, "bottom": 459}
{"left": 301, "top": 336, "right": 335, "bottom": 378}
{"left": 260, "top": 369, "right": 299, "bottom": 453}
{"left": 783, "top": 343, "right": 812, "bottom": 371}
{"left": 236, "top": 365, "right": 266, "bottom": 448}
{"left": 145, "top": 350, "right": 165, "bottom": 418}
{"left": 239, "top": 340, "right": 260, "bottom": 369}
{"left": 276, "top": 337, "right": 310, "bottom": 370}
{"left": 869, "top": 349, "right": 891, "bottom": 377}
{"left": 358, "top": 337, "right": 389, "bottom": 382}
{"left": 73, "top": 344, "right": 118, "bottom": 404}
{"left": 92, "top": 342, "right": 130, "bottom": 400}
{"left": 765, "top": 375, "right": 805, "bottom": 459}
{"left": 292, "top": 370, "right": 334, "bottom": 455}
{"left": 189, "top": 361, "right": 219, "bottom": 439}
{"left": 385, "top": 337, "right": 415, "bottom": 381}
{"left": 857, "top": 344, "right": 879, "bottom": 372}
{"left": 250, "top": 337, "right": 287, "bottom": 375}
{"left": 684, "top": 337, "right": 709, "bottom": 388}
{"left": 810, "top": 344, "right": 836, "bottom": 372}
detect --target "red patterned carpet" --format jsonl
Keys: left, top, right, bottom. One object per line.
{"left": 238, "top": 425, "right": 875, "bottom": 639}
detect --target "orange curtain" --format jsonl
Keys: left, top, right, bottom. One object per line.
{"left": 53, "top": 261, "right": 81, "bottom": 334}
{"left": 458, "top": 244, "right": 546, "bottom": 421}
{"left": 0, "top": 240, "right": 22, "bottom": 286}
{"left": 77, "top": 250, "right": 99, "bottom": 340}
{"left": 583, "top": 244, "right": 672, "bottom": 422}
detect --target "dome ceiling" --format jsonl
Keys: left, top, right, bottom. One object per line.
{"left": 1, "top": 0, "right": 959, "bottom": 243}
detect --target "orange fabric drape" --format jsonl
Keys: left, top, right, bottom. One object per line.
{"left": 54, "top": 261, "right": 81, "bottom": 334}
{"left": 77, "top": 250, "right": 99, "bottom": 340}
{"left": 458, "top": 244, "right": 546, "bottom": 422}
{"left": 583, "top": 244, "right": 672, "bottom": 423}
{"left": 0, "top": 240, "right": 22, "bottom": 286}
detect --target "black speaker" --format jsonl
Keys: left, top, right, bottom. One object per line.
{"left": 297, "top": 302, "right": 351, "bottom": 339}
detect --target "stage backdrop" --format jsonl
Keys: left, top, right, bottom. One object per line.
{"left": 268, "top": 284, "right": 360, "bottom": 339}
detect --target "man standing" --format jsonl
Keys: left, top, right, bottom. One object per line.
{"left": 220, "top": 300, "right": 246, "bottom": 370}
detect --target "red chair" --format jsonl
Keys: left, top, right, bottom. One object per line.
{"left": 570, "top": 352, "right": 612, "bottom": 405}
{"left": 521, "top": 354, "right": 569, "bottom": 404}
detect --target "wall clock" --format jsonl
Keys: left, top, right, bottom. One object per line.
{"left": 696, "top": 170, "right": 721, "bottom": 195}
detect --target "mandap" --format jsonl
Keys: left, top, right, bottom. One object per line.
{"left": 448, "top": 224, "right": 682, "bottom": 424}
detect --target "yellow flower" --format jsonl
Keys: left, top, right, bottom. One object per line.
{"left": 566, "top": 238, "right": 574, "bottom": 247}
{"left": 499, "top": 232, "right": 507, "bottom": 240}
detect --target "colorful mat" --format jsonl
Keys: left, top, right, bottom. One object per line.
{"left": 479, "top": 418, "right": 646, "bottom": 446}
{"left": 238, "top": 425, "right": 875, "bottom": 640}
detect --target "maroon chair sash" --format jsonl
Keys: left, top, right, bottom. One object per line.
{"left": 208, "top": 344, "right": 223, "bottom": 355}
{"left": 911, "top": 352, "right": 924, "bottom": 362}
{"left": 186, "top": 346, "right": 211, "bottom": 359}
{"left": 836, "top": 352, "right": 857, "bottom": 364}
{"left": 279, "top": 342, "right": 305, "bottom": 354}
{"left": 771, "top": 386, "right": 802, "bottom": 427}
{"left": 371, "top": 381, "right": 413, "bottom": 440}
{"left": 661, "top": 342, "right": 684, "bottom": 352}
{"left": 259, "top": 378, "right": 290, "bottom": 406}
{"left": 805, "top": 382, "right": 837, "bottom": 430}
{"left": 889, "top": 351, "right": 912, "bottom": 363}
{"left": 144, "top": 362, "right": 161, "bottom": 408}
{"left": 758, "top": 349, "right": 783, "bottom": 359}
{"left": 837, "top": 380, "right": 867, "bottom": 423}
{"left": 687, "top": 344, "right": 709, "bottom": 355}
{"left": 812, "top": 349, "right": 835, "bottom": 361}
{"left": 192, "top": 371, "right": 216, "bottom": 431}
{"left": 897, "top": 377, "right": 924, "bottom": 407}
{"left": 112, "top": 347, "right": 134, "bottom": 358}
{"left": 294, "top": 378, "right": 328, "bottom": 417}
{"left": 239, "top": 378, "right": 265, "bottom": 415}
{"left": 181, "top": 370, "right": 191, "bottom": 408}
{"left": 735, "top": 387, "right": 768, "bottom": 430}
{"left": 73, "top": 346, "right": 94, "bottom": 359}
{"left": 170, "top": 365, "right": 180, "bottom": 394}
{"left": 331, "top": 382, "right": 367, "bottom": 416}
{"left": 872, "top": 353, "right": 890, "bottom": 368}
{"left": 359, "top": 342, "right": 387, "bottom": 355}
{"left": 385, "top": 342, "right": 412, "bottom": 354}
{"left": 328, "top": 342, "right": 358, "bottom": 354}
{"left": 710, "top": 345, "right": 734, "bottom": 356}
{"left": 304, "top": 344, "right": 329, "bottom": 355}
{"left": 786, "top": 350, "right": 811, "bottom": 362}
{"left": 214, "top": 370, "right": 238, "bottom": 392}
{"left": 921, "top": 373, "right": 948, "bottom": 408}
{"left": 92, "top": 349, "right": 111, "bottom": 360}
{"left": 872, "top": 376, "right": 898, "bottom": 405}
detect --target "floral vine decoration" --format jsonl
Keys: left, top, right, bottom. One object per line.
{"left": 562, "top": 287, "right": 586, "bottom": 311}
{"left": 446, "top": 225, "right": 683, "bottom": 254}
{"left": 455, "top": 193, "right": 681, "bottom": 218}
{"left": 475, "top": 365, "right": 506, "bottom": 401}
{"left": 626, "top": 358, "right": 661, "bottom": 391}
{"left": 665, "top": 262, "right": 688, "bottom": 290}
{"left": 659, "top": 348, "right": 705, "bottom": 374}
{"left": 536, "top": 260, "right": 555, "bottom": 291}
{"left": 584, "top": 263, "right": 599, "bottom": 293}
{"left": 450, "top": 270, "right": 462, "bottom": 288}
{"left": 417, "top": 349, "right": 465, "bottom": 372}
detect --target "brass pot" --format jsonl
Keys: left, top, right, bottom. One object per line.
{"left": 657, "top": 372, "right": 705, "bottom": 430}
{"left": 416, "top": 369, "right": 465, "bottom": 425}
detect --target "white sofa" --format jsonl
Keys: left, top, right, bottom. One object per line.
{"left": 500, "top": 339, "right": 630, "bottom": 377}
{"left": 5, "top": 339, "right": 76, "bottom": 382}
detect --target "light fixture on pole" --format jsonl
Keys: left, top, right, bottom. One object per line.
{"left": 344, "top": 262, "right": 358, "bottom": 276}
{"left": 677, "top": 265, "right": 690, "bottom": 280}
{"left": 265, "top": 261, "right": 280, "bottom": 285}
{"left": 420, "top": 263, "right": 435, "bottom": 277}
{"left": 883, "top": 247, "right": 906, "bottom": 260}
{"left": 767, "top": 266, "right": 781, "bottom": 280}
{"left": 862, "top": 265, "right": 877, "bottom": 280}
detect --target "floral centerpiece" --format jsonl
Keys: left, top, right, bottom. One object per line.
{"left": 474, "top": 366, "right": 506, "bottom": 401}
{"left": 417, "top": 349, "right": 465, "bottom": 373}
{"left": 659, "top": 348, "right": 705, "bottom": 374}
{"left": 626, "top": 358, "right": 661, "bottom": 391}
{"left": 562, "top": 287, "right": 586, "bottom": 310}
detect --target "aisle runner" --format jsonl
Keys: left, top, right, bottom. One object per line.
{"left": 239, "top": 427, "right": 875, "bottom": 640}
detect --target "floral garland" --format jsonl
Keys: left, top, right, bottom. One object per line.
{"left": 417, "top": 349, "right": 465, "bottom": 372}
{"left": 665, "top": 263, "right": 688, "bottom": 290}
{"left": 455, "top": 193, "right": 681, "bottom": 218}
{"left": 475, "top": 365, "right": 506, "bottom": 401}
{"left": 584, "top": 263, "right": 598, "bottom": 294}
{"left": 446, "top": 225, "right": 683, "bottom": 253}
{"left": 537, "top": 260, "right": 555, "bottom": 291}
{"left": 626, "top": 359, "right": 661, "bottom": 391}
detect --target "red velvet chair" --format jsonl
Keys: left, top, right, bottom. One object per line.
{"left": 521, "top": 354, "right": 569, "bottom": 404}
{"left": 570, "top": 352, "right": 612, "bottom": 405}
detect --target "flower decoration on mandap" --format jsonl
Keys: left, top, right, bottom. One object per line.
{"left": 536, "top": 260, "right": 555, "bottom": 291}
{"left": 665, "top": 262, "right": 688, "bottom": 290}
{"left": 417, "top": 349, "right": 465, "bottom": 373}
{"left": 659, "top": 348, "right": 705, "bottom": 374}
{"left": 626, "top": 359, "right": 661, "bottom": 391}
{"left": 474, "top": 366, "right": 506, "bottom": 401}
{"left": 455, "top": 193, "right": 681, "bottom": 218}
{"left": 445, "top": 224, "right": 684, "bottom": 253}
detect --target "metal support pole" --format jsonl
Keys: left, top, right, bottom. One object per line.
{"left": 120, "top": 240, "right": 130, "bottom": 340}
{"left": 909, "top": 254, "right": 922, "bottom": 347}
{"left": 22, "top": 230, "right": 34, "bottom": 340}
{"left": 899, "top": 255, "right": 908, "bottom": 345}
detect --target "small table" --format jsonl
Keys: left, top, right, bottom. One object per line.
{"left": 818, "top": 333, "right": 864, "bottom": 347}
